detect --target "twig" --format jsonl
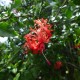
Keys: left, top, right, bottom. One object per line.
{"left": 53, "top": 0, "right": 67, "bottom": 21}
{"left": 66, "top": 62, "right": 80, "bottom": 71}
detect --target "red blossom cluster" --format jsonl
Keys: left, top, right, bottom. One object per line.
{"left": 54, "top": 61, "right": 62, "bottom": 70}
{"left": 23, "top": 18, "right": 52, "bottom": 54}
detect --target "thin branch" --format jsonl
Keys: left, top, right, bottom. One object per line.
{"left": 66, "top": 62, "right": 80, "bottom": 71}
{"left": 53, "top": 0, "right": 67, "bottom": 21}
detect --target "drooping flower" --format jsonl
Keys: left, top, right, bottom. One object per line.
{"left": 23, "top": 18, "right": 52, "bottom": 54}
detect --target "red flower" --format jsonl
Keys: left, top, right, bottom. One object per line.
{"left": 24, "top": 31, "right": 45, "bottom": 54}
{"left": 54, "top": 61, "right": 62, "bottom": 70}
{"left": 23, "top": 18, "right": 52, "bottom": 54}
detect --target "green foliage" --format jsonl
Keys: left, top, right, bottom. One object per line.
{"left": 13, "top": 73, "right": 20, "bottom": 80}
{"left": 65, "top": 8, "right": 73, "bottom": 19}
{"left": 0, "top": 0, "right": 80, "bottom": 80}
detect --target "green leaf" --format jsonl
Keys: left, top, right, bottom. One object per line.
{"left": 12, "top": 0, "right": 21, "bottom": 8}
{"left": 0, "top": 22, "right": 9, "bottom": 30}
{"left": 13, "top": 73, "right": 20, "bottom": 80}
{"left": 0, "top": 22, "right": 19, "bottom": 37}
{"left": 65, "top": 8, "right": 72, "bottom": 19}
{"left": 0, "top": 29, "right": 19, "bottom": 37}
{"left": 74, "top": 27, "right": 80, "bottom": 35}
{"left": 0, "top": 30, "right": 14, "bottom": 37}
{"left": 15, "top": 0, "right": 21, "bottom": 6}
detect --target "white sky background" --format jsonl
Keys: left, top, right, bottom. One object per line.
{"left": 0, "top": 37, "right": 8, "bottom": 43}
{"left": 0, "top": 0, "right": 12, "bottom": 7}
{"left": 0, "top": 0, "right": 12, "bottom": 43}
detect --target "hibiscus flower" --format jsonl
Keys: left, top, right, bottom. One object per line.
{"left": 23, "top": 18, "right": 52, "bottom": 54}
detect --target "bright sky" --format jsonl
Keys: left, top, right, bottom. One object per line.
{"left": 0, "top": 0, "right": 12, "bottom": 7}
{"left": 0, "top": 37, "right": 8, "bottom": 43}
